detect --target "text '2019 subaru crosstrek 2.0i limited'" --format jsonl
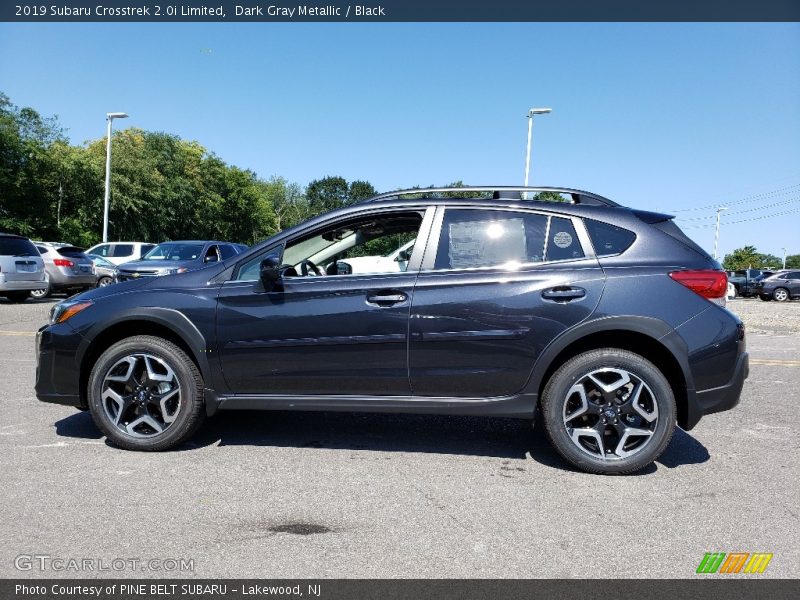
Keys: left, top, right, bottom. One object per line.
{"left": 35, "top": 187, "right": 748, "bottom": 474}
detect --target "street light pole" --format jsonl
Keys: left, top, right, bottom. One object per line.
{"left": 523, "top": 107, "right": 552, "bottom": 193}
{"left": 102, "top": 112, "right": 129, "bottom": 243}
{"left": 782, "top": 247, "right": 787, "bottom": 269}
{"left": 713, "top": 206, "right": 729, "bottom": 261}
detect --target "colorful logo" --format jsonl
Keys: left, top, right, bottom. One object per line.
{"left": 696, "top": 552, "right": 773, "bottom": 574}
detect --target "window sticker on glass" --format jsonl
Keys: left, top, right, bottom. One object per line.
{"left": 553, "top": 231, "right": 573, "bottom": 249}
{"left": 448, "top": 218, "right": 527, "bottom": 269}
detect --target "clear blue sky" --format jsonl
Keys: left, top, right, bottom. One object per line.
{"left": 1, "top": 23, "right": 798, "bottom": 261}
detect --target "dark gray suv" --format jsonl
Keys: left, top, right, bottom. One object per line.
{"left": 35, "top": 187, "right": 747, "bottom": 474}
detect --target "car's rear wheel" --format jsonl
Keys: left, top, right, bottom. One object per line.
{"left": 5, "top": 291, "right": 30, "bottom": 303}
{"left": 541, "top": 348, "right": 676, "bottom": 475}
{"left": 774, "top": 287, "right": 790, "bottom": 302}
{"left": 30, "top": 275, "right": 50, "bottom": 299}
{"left": 88, "top": 335, "right": 205, "bottom": 451}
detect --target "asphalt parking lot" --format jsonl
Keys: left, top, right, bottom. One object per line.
{"left": 0, "top": 297, "right": 798, "bottom": 579}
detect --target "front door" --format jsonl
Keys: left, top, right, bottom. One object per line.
{"left": 216, "top": 208, "right": 432, "bottom": 397}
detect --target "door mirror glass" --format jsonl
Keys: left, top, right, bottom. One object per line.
{"left": 395, "top": 249, "right": 412, "bottom": 262}
{"left": 260, "top": 253, "right": 282, "bottom": 288}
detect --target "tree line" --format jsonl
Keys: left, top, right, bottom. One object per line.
{"left": 722, "top": 245, "right": 799, "bottom": 271}
{"left": 0, "top": 92, "right": 386, "bottom": 248}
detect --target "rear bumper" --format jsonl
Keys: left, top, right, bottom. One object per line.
{"left": 0, "top": 280, "right": 47, "bottom": 292}
{"left": 684, "top": 351, "right": 748, "bottom": 429}
{"left": 49, "top": 271, "right": 96, "bottom": 289}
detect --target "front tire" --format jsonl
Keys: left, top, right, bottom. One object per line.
{"left": 88, "top": 335, "right": 205, "bottom": 451}
{"left": 97, "top": 276, "right": 113, "bottom": 287}
{"left": 541, "top": 348, "right": 676, "bottom": 475}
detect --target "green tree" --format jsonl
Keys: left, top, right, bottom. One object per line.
{"left": 306, "top": 176, "right": 350, "bottom": 213}
{"left": 786, "top": 254, "right": 800, "bottom": 269}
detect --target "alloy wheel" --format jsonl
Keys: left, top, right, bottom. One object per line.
{"left": 101, "top": 353, "right": 182, "bottom": 438}
{"left": 562, "top": 367, "right": 659, "bottom": 460}
{"left": 774, "top": 288, "right": 789, "bottom": 302}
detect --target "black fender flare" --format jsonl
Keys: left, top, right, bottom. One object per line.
{"left": 76, "top": 307, "right": 214, "bottom": 394}
{"left": 523, "top": 315, "right": 695, "bottom": 400}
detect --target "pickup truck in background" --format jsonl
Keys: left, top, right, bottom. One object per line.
{"left": 727, "top": 268, "right": 776, "bottom": 298}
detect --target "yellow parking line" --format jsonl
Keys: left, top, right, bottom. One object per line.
{"left": 750, "top": 358, "right": 800, "bottom": 367}
{"left": 0, "top": 331, "right": 36, "bottom": 337}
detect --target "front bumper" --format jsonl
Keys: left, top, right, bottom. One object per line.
{"left": 35, "top": 324, "right": 85, "bottom": 407}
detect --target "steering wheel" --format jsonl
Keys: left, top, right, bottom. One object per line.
{"left": 299, "top": 259, "right": 322, "bottom": 277}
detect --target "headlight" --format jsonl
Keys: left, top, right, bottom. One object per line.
{"left": 49, "top": 299, "right": 94, "bottom": 325}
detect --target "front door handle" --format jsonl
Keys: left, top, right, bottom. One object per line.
{"left": 366, "top": 291, "right": 408, "bottom": 307}
{"left": 542, "top": 286, "right": 586, "bottom": 302}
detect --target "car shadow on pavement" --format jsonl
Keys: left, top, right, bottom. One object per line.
{"left": 54, "top": 409, "right": 711, "bottom": 473}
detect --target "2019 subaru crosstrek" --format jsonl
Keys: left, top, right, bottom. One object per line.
{"left": 35, "top": 187, "right": 748, "bottom": 474}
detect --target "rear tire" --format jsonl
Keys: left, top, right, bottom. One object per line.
{"left": 87, "top": 335, "right": 205, "bottom": 451}
{"left": 541, "top": 348, "right": 676, "bottom": 475}
{"left": 5, "top": 291, "right": 30, "bottom": 303}
{"left": 774, "top": 287, "right": 790, "bottom": 302}
{"left": 30, "top": 276, "right": 50, "bottom": 299}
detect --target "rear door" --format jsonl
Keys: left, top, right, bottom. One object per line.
{"left": 409, "top": 206, "right": 605, "bottom": 398}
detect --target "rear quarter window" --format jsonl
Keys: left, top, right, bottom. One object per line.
{"left": 584, "top": 219, "right": 637, "bottom": 257}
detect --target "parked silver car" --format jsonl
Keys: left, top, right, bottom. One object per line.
{"left": 32, "top": 242, "right": 96, "bottom": 298}
{"left": 87, "top": 254, "right": 118, "bottom": 287}
{"left": 0, "top": 233, "right": 46, "bottom": 302}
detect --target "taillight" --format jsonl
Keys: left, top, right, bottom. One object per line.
{"left": 53, "top": 258, "right": 74, "bottom": 267}
{"left": 668, "top": 270, "right": 728, "bottom": 299}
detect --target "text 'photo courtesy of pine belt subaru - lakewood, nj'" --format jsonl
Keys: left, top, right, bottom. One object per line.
{"left": 34, "top": 187, "right": 749, "bottom": 475}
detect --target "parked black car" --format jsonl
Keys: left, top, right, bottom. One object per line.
{"left": 115, "top": 240, "right": 248, "bottom": 282}
{"left": 35, "top": 187, "right": 747, "bottom": 474}
{"left": 727, "top": 268, "right": 775, "bottom": 298}
{"left": 754, "top": 270, "right": 800, "bottom": 302}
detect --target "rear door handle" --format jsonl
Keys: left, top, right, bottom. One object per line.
{"left": 542, "top": 286, "right": 586, "bottom": 302}
{"left": 366, "top": 291, "right": 408, "bottom": 307}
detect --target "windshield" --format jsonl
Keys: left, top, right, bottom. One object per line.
{"left": 142, "top": 243, "right": 204, "bottom": 261}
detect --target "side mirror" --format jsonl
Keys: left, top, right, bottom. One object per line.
{"left": 260, "top": 253, "right": 282, "bottom": 289}
{"left": 395, "top": 249, "right": 411, "bottom": 262}
{"left": 204, "top": 254, "right": 219, "bottom": 263}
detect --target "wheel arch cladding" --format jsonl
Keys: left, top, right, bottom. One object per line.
{"left": 531, "top": 323, "right": 693, "bottom": 430}
{"left": 78, "top": 311, "right": 210, "bottom": 408}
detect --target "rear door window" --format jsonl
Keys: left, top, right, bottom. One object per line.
{"left": 219, "top": 244, "right": 238, "bottom": 260}
{"left": 111, "top": 244, "right": 134, "bottom": 258}
{"left": 545, "top": 217, "right": 585, "bottom": 261}
{"left": 433, "top": 209, "right": 548, "bottom": 270}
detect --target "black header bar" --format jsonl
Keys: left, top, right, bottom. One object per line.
{"left": 3, "top": 1, "right": 800, "bottom": 23}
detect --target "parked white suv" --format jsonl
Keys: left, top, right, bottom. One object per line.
{"left": 85, "top": 241, "right": 156, "bottom": 266}
{"left": 0, "top": 233, "right": 47, "bottom": 303}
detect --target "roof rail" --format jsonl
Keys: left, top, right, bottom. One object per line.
{"left": 361, "top": 186, "right": 620, "bottom": 207}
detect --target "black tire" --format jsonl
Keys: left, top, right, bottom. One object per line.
{"left": 30, "top": 277, "right": 50, "bottom": 299}
{"left": 5, "top": 291, "right": 30, "bottom": 303}
{"left": 97, "top": 276, "right": 113, "bottom": 287}
{"left": 774, "top": 287, "right": 790, "bottom": 302}
{"left": 540, "top": 348, "right": 676, "bottom": 475}
{"left": 87, "top": 335, "right": 205, "bottom": 451}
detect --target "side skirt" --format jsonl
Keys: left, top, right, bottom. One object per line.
{"left": 215, "top": 392, "right": 537, "bottom": 419}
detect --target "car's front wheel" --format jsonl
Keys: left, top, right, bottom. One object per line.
{"left": 88, "top": 335, "right": 205, "bottom": 451}
{"left": 541, "top": 348, "right": 676, "bottom": 475}
{"left": 97, "top": 276, "right": 113, "bottom": 287}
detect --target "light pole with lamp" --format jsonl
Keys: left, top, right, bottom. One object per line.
{"left": 782, "top": 247, "right": 787, "bottom": 269}
{"left": 102, "top": 112, "right": 129, "bottom": 243}
{"left": 523, "top": 107, "right": 552, "bottom": 194}
{"left": 713, "top": 206, "right": 728, "bottom": 261}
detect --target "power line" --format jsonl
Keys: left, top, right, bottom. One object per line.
{"left": 679, "top": 207, "right": 800, "bottom": 229}
{"left": 675, "top": 195, "right": 800, "bottom": 221}
{"left": 669, "top": 182, "right": 800, "bottom": 212}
